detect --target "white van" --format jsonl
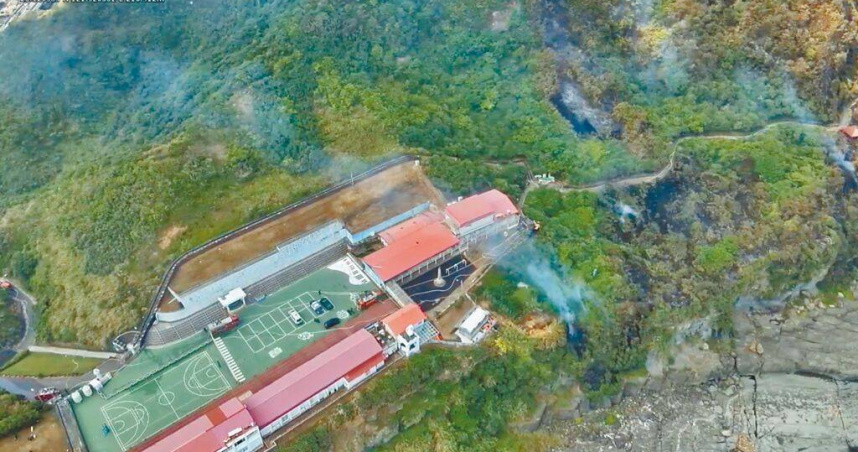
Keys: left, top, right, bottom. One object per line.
{"left": 289, "top": 310, "right": 304, "bottom": 325}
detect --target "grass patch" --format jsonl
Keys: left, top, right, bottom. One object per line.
{"left": 1, "top": 353, "right": 101, "bottom": 377}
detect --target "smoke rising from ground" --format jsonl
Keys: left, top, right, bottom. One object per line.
{"left": 614, "top": 202, "right": 639, "bottom": 223}
{"left": 500, "top": 240, "right": 590, "bottom": 325}
{"left": 823, "top": 137, "right": 858, "bottom": 185}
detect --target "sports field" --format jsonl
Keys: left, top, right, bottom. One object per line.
{"left": 72, "top": 258, "right": 377, "bottom": 452}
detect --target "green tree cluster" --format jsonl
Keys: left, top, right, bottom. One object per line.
{"left": 0, "top": 390, "right": 42, "bottom": 438}
{"left": 282, "top": 330, "right": 571, "bottom": 452}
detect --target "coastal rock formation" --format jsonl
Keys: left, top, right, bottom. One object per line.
{"left": 734, "top": 302, "right": 858, "bottom": 380}
{"left": 548, "top": 299, "right": 858, "bottom": 451}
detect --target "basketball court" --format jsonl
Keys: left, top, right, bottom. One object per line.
{"left": 99, "top": 351, "right": 231, "bottom": 451}
{"left": 72, "top": 257, "right": 380, "bottom": 452}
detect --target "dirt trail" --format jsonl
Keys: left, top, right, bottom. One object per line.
{"left": 519, "top": 116, "right": 851, "bottom": 206}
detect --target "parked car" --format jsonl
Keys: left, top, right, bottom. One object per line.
{"left": 320, "top": 297, "right": 334, "bottom": 311}
{"left": 289, "top": 310, "right": 304, "bottom": 325}
{"left": 323, "top": 317, "right": 341, "bottom": 329}
{"left": 311, "top": 301, "right": 324, "bottom": 315}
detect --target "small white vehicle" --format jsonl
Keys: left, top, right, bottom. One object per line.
{"left": 311, "top": 301, "right": 324, "bottom": 315}
{"left": 289, "top": 310, "right": 304, "bottom": 325}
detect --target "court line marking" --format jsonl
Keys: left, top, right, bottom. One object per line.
{"left": 100, "top": 351, "right": 231, "bottom": 451}
{"left": 235, "top": 294, "right": 318, "bottom": 352}
{"left": 154, "top": 379, "right": 180, "bottom": 420}
{"left": 101, "top": 406, "right": 129, "bottom": 451}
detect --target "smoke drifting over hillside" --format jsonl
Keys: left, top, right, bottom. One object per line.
{"left": 501, "top": 240, "right": 589, "bottom": 324}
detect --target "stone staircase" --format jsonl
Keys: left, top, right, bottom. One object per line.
{"left": 145, "top": 303, "right": 228, "bottom": 347}
{"left": 245, "top": 241, "right": 348, "bottom": 300}
{"left": 143, "top": 242, "right": 347, "bottom": 347}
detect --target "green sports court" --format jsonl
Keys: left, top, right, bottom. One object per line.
{"left": 72, "top": 259, "right": 379, "bottom": 452}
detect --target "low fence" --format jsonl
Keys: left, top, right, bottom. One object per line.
{"left": 103, "top": 333, "right": 211, "bottom": 399}
{"left": 56, "top": 401, "right": 88, "bottom": 452}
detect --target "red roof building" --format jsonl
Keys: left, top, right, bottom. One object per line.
{"left": 840, "top": 125, "right": 858, "bottom": 140}
{"left": 244, "top": 329, "right": 383, "bottom": 431}
{"left": 363, "top": 222, "right": 460, "bottom": 282}
{"left": 382, "top": 304, "right": 428, "bottom": 336}
{"left": 379, "top": 211, "right": 446, "bottom": 245}
{"left": 445, "top": 189, "right": 519, "bottom": 228}
{"left": 143, "top": 397, "right": 260, "bottom": 452}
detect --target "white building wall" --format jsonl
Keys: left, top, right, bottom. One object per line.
{"left": 455, "top": 330, "right": 475, "bottom": 344}
{"left": 258, "top": 362, "right": 383, "bottom": 437}
{"left": 459, "top": 215, "right": 519, "bottom": 244}
{"left": 458, "top": 215, "right": 496, "bottom": 236}
{"left": 218, "top": 426, "right": 264, "bottom": 452}
{"left": 344, "top": 361, "right": 383, "bottom": 389}
{"left": 396, "top": 334, "right": 421, "bottom": 357}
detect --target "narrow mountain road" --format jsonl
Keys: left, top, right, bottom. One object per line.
{"left": 4, "top": 280, "right": 37, "bottom": 352}
{"left": 0, "top": 358, "right": 123, "bottom": 400}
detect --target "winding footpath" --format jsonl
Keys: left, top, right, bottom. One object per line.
{"left": 519, "top": 114, "right": 854, "bottom": 206}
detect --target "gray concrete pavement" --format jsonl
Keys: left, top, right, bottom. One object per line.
{"left": 27, "top": 346, "right": 116, "bottom": 360}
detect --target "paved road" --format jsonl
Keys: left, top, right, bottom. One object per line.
{"left": 0, "top": 357, "right": 123, "bottom": 400}
{"left": 7, "top": 284, "right": 37, "bottom": 352}
{"left": 0, "top": 280, "right": 121, "bottom": 399}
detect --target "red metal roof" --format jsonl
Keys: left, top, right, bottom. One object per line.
{"left": 363, "top": 222, "right": 460, "bottom": 282}
{"left": 445, "top": 189, "right": 518, "bottom": 227}
{"left": 143, "top": 397, "right": 254, "bottom": 452}
{"left": 132, "top": 301, "right": 398, "bottom": 452}
{"left": 379, "top": 211, "right": 445, "bottom": 244}
{"left": 244, "top": 329, "right": 383, "bottom": 428}
{"left": 382, "top": 304, "right": 428, "bottom": 336}
{"left": 344, "top": 353, "right": 385, "bottom": 382}
{"left": 840, "top": 125, "right": 858, "bottom": 139}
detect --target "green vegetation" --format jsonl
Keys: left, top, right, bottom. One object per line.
{"left": 0, "top": 291, "right": 23, "bottom": 348}
{"left": 278, "top": 427, "right": 332, "bottom": 452}
{"left": 475, "top": 269, "right": 540, "bottom": 320}
{"left": 281, "top": 329, "right": 571, "bottom": 452}
{"left": 560, "top": 0, "right": 858, "bottom": 154}
{"left": 0, "top": 0, "right": 853, "bottom": 348}
{"left": 524, "top": 125, "right": 846, "bottom": 386}
{"left": 425, "top": 156, "right": 529, "bottom": 200}
{"left": 1, "top": 352, "right": 101, "bottom": 378}
{"left": 0, "top": 390, "right": 42, "bottom": 438}
{"left": 1, "top": 0, "right": 857, "bottom": 449}
{"left": 0, "top": 0, "right": 610, "bottom": 346}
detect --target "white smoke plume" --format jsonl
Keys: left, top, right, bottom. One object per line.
{"left": 823, "top": 138, "right": 857, "bottom": 184}
{"left": 501, "top": 240, "right": 590, "bottom": 326}
{"left": 614, "top": 202, "right": 639, "bottom": 223}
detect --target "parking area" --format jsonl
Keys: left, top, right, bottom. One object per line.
{"left": 215, "top": 260, "right": 377, "bottom": 379}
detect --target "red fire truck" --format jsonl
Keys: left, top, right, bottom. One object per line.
{"left": 207, "top": 315, "right": 240, "bottom": 336}
{"left": 356, "top": 291, "right": 381, "bottom": 310}
{"left": 35, "top": 387, "right": 60, "bottom": 403}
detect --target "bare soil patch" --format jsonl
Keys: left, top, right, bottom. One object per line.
{"left": 490, "top": 2, "right": 517, "bottom": 32}
{"left": 433, "top": 296, "right": 474, "bottom": 340}
{"left": 0, "top": 413, "right": 67, "bottom": 452}
{"left": 163, "top": 162, "right": 445, "bottom": 298}
{"left": 157, "top": 225, "right": 187, "bottom": 250}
